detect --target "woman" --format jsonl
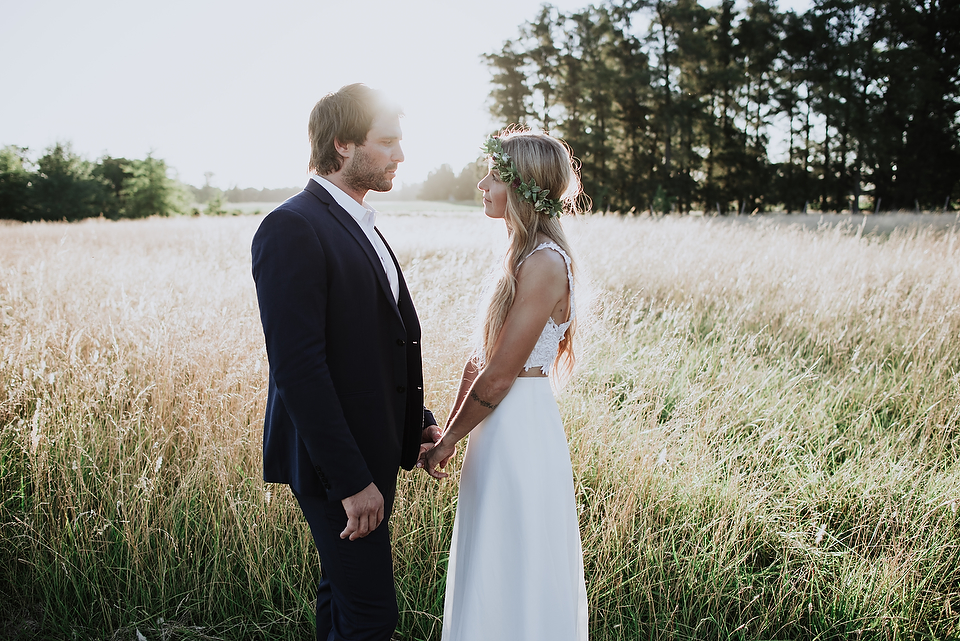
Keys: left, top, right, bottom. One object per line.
{"left": 419, "top": 129, "right": 588, "bottom": 640}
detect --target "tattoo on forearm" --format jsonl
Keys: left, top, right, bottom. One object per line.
{"left": 470, "top": 390, "right": 499, "bottom": 410}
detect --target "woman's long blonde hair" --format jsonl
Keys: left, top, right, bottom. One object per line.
{"left": 478, "top": 129, "right": 584, "bottom": 380}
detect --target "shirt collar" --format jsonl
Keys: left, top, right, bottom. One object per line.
{"left": 312, "top": 174, "right": 376, "bottom": 229}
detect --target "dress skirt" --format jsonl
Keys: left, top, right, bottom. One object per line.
{"left": 441, "top": 377, "right": 588, "bottom": 641}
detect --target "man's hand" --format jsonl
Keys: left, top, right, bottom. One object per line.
{"left": 419, "top": 424, "right": 441, "bottom": 460}
{"left": 340, "top": 482, "right": 384, "bottom": 541}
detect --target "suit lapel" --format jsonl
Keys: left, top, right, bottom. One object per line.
{"left": 305, "top": 181, "right": 404, "bottom": 324}
{"left": 377, "top": 228, "right": 413, "bottom": 328}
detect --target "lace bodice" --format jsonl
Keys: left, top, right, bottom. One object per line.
{"left": 522, "top": 242, "right": 574, "bottom": 375}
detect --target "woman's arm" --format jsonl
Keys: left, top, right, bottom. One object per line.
{"left": 448, "top": 359, "right": 480, "bottom": 429}
{"left": 421, "top": 249, "right": 570, "bottom": 478}
{"left": 416, "top": 360, "right": 476, "bottom": 465}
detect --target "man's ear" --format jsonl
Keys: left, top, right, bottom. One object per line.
{"left": 334, "top": 138, "right": 355, "bottom": 159}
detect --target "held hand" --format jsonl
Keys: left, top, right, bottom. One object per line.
{"left": 418, "top": 424, "right": 442, "bottom": 460}
{"left": 422, "top": 424, "right": 442, "bottom": 444}
{"left": 340, "top": 482, "right": 384, "bottom": 541}
{"left": 419, "top": 438, "right": 457, "bottom": 480}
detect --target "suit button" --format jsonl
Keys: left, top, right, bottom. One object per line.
{"left": 396, "top": 338, "right": 405, "bottom": 346}
{"left": 397, "top": 385, "right": 405, "bottom": 393}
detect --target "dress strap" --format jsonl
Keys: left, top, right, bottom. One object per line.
{"left": 524, "top": 241, "right": 575, "bottom": 321}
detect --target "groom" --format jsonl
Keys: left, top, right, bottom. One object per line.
{"left": 251, "top": 83, "right": 439, "bottom": 641}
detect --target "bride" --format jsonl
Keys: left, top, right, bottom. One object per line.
{"left": 419, "top": 129, "right": 588, "bottom": 640}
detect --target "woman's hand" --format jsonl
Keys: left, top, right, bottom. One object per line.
{"left": 417, "top": 437, "right": 458, "bottom": 480}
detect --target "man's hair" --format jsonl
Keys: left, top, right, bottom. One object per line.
{"left": 308, "top": 84, "right": 401, "bottom": 176}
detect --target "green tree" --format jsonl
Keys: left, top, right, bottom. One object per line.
{"left": 606, "top": 5, "right": 657, "bottom": 212}
{"left": 699, "top": 0, "right": 741, "bottom": 214}
{"left": 484, "top": 40, "right": 533, "bottom": 126}
{"left": 419, "top": 161, "right": 485, "bottom": 203}
{"left": 33, "top": 142, "right": 110, "bottom": 221}
{"left": 562, "top": 6, "right": 622, "bottom": 210}
{"left": 732, "top": 0, "right": 781, "bottom": 212}
{"left": 419, "top": 164, "right": 458, "bottom": 201}
{"left": 521, "top": 4, "right": 564, "bottom": 131}
{"left": 867, "top": 0, "right": 960, "bottom": 210}
{"left": 773, "top": 8, "right": 818, "bottom": 212}
{"left": 93, "top": 156, "right": 132, "bottom": 219}
{"left": 204, "top": 191, "right": 228, "bottom": 216}
{"left": 452, "top": 160, "right": 484, "bottom": 202}
{"left": 121, "top": 155, "right": 187, "bottom": 218}
{"left": 667, "top": 0, "right": 714, "bottom": 213}
{"left": 0, "top": 146, "right": 38, "bottom": 221}
{"left": 803, "top": 0, "right": 872, "bottom": 211}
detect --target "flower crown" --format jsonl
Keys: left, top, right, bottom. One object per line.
{"left": 482, "top": 136, "right": 563, "bottom": 219}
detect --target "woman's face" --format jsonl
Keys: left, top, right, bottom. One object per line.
{"left": 478, "top": 166, "right": 508, "bottom": 219}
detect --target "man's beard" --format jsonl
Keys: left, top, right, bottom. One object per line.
{"left": 343, "top": 146, "right": 396, "bottom": 193}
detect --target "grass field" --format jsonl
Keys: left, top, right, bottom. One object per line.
{"left": 1, "top": 210, "right": 958, "bottom": 640}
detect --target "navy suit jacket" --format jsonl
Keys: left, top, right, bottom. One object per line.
{"left": 251, "top": 180, "right": 435, "bottom": 501}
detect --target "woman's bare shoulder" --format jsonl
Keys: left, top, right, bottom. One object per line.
{"left": 517, "top": 246, "right": 568, "bottom": 291}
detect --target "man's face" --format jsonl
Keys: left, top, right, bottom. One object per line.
{"left": 342, "top": 113, "right": 404, "bottom": 193}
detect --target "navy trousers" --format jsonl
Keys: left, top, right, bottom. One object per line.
{"left": 293, "top": 490, "right": 398, "bottom": 641}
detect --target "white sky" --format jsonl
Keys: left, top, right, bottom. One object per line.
{"left": 2, "top": 0, "right": 812, "bottom": 191}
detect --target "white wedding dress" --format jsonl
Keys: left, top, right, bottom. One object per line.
{"left": 441, "top": 242, "right": 588, "bottom": 641}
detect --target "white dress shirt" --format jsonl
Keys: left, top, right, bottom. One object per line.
{"left": 312, "top": 175, "right": 400, "bottom": 302}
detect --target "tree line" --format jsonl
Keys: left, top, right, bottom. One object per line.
{"left": 0, "top": 144, "right": 310, "bottom": 221}
{"left": 418, "top": 162, "right": 485, "bottom": 202}
{"left": 485, "top": 0, "right": 960, "bottom": 214}
{"left": 0, "top": 143, "right": 190, "bottom": 221}
{"left": 189, "top": 173, "right": 299, "bottom": 206}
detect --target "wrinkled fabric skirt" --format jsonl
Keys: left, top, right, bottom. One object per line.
{"left": 441, "top": 377, "right": 588, "bottom": 641}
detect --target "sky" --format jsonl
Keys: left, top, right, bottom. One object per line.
{"left": 2, "top": 0, "right": 811, "bottom": 191}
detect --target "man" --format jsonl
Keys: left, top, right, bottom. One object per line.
{"left": 251, "top": 83, "right": 439, "bottom": 641}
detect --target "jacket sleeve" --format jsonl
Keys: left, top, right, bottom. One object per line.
{"left": 251, "top": 208, "right": 373, "bottom": 501}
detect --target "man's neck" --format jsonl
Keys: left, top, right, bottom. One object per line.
{"left": 321, "top": 172, "right": 366, "bottom": 205}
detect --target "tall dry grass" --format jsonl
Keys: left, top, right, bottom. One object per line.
{"left": 1, "top": 212, "right": 958, "bottom": 640}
